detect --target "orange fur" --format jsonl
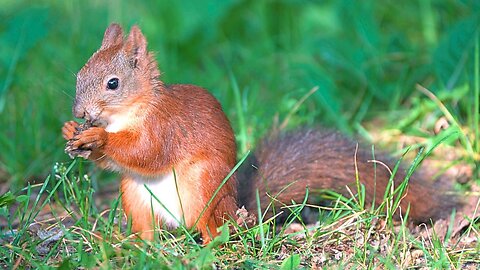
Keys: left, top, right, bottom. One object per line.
{"left": 64, "top": 24, "right": 237, "bottom": 242}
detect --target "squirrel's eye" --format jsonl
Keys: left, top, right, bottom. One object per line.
{"left": 107, "top": 78, "right": 119, "bottom": 90}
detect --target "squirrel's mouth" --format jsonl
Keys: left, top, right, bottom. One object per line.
{"left": 83, "top": 109, "right": 108, "bottom": 128}
{"left": 84, "top": 115, "right": 107, "bottom": 128}
{"left": 91, "top": 118, "right": 108, "bottom": 128}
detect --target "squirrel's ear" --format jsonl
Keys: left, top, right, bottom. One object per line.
{"left": 124, "top": 25, "right": 147, "bottom": 68}
{"left": 100, "top": 23, "right": 124, "bottom": 50}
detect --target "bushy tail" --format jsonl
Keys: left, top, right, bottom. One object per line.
{"left": 237, "top": 128, "right": 460, "bottom": 222}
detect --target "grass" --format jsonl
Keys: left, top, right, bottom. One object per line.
{"left": 1, "top": 0, "right": 479, "bottom": 268}
{"left": 1, "top": 158, "right": 478, "bottom": 268}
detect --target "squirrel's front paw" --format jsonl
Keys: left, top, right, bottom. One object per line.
{"left": 62, "top": 121, "right": 79, "bottom": 140}
{"left": 71, "top": 127, "right": 108, "bottom": 150}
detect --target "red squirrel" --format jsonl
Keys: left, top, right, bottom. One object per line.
{"left": 62, "top": 23, "right": 458, "bottom": 243}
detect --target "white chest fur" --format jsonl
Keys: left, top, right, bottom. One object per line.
{"left": 129, "top": 172, "right": 183, "bottom": 228}
{"left": 105, "top": 113, "right": 135, "bottom": 133}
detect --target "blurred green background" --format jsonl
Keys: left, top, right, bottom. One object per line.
{"left": 1, "top": 0, "right": 479, "bottom": 189}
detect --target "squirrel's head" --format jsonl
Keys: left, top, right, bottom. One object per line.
{"left": 73, "top": 23, "right": 161, "bottom": 126}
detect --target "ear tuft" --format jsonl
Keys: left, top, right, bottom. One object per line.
{"left": 100, "top": 23, "right": 124, "bottom": 50}
{"left": 124, "top": 25, "right": 148, "bottom": 68}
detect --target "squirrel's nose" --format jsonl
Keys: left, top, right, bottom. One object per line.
{"left": 74, "top": 110, "right": 85, "bottom": 119}
{"left": 72, "top": 96, "right": 87, "bottom": 118}
{"left": 73, "top": 102, "right": 85, "bottom": 119}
